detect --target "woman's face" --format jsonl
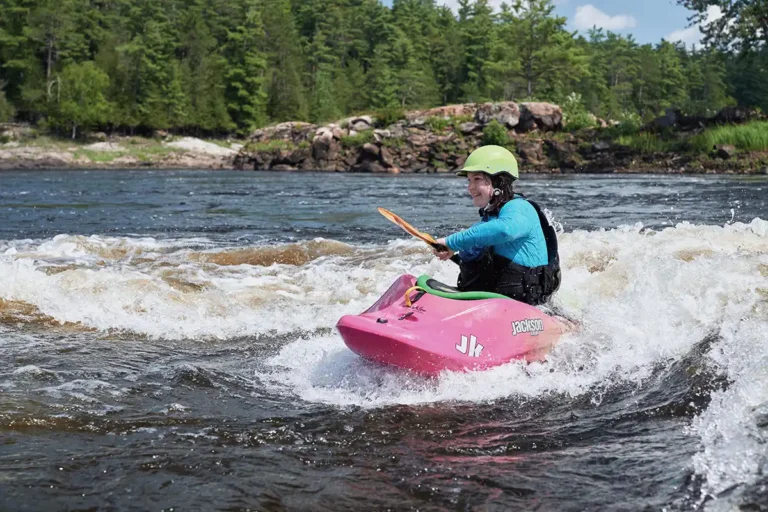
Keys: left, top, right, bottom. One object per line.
{"left": 466, "top": 172, "right": 494, "bottom": 208}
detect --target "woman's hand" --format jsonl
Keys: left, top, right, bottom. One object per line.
{"left": 432, "top": 238, "right": 455, "bottom": 261}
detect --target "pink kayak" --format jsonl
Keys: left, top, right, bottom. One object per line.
{"left": 337, "top": 274, "right": 570, "bottom": 376}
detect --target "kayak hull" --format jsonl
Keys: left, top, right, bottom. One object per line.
{"left": 336, "top": 275, "right": 567, "bottom": 375}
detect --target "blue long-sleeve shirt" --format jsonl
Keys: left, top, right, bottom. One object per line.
{"left": 445, "top": 198, "right": 548, "bottom": 268}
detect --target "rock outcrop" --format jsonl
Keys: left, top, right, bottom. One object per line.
{"left": 234, "top": 101, "right": 565, "bottom": 173}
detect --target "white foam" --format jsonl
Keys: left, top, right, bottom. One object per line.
{"left": 0, "top": 234, "right": 449, "bottom": 339}
{"left": 2, "top": 221, "right": 768, "bottom": 502}
{"left": 251, "top": 219, "right": 768, "bottom": 505}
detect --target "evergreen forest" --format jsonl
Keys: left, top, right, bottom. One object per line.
{"left": 1, "top": 0, "right": 766, "bottom": 137}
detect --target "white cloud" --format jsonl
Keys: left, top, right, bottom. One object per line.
{"left": 666, "top": 5, "right": 724, "bottom": 46}
{"left": 573, "top": 4, "right": 636, "bottom": 31}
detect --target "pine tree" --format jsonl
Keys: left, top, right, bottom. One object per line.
{"left": 457, "top": 0, "right": 494, "bottom": 102}
{"left": 430, "top": 6, "right": 463, "bottom": 104}
{"left": 335, "top": 58, "right": 367, "bottom": 115}
{"left": 113, "top": 0, "right": 178, "bottom": 130}
{"left": 263, "top": 0, "right": 307, "bottom": 122}
{"left": 725, "top": 49, "right": 768, "bottom": 112}
{"left": 224, "top": 0, "right": 268, "bottom": 132}
{"left": 655, "top": 40, "right": 688, "bottom": 112}
{"left": 0, "top": 0, "right": 40, "bottom": 112}
{"left": 366, "top": 44, "right": 398, "bottom": 109}
{"left": 0, "top": 80, "right": 15, "bottom": 121}
{"left": 499, "top": 0, "right": 587, "bottom": 100}
{"left": 389, "top": 27, "right": 439, "bottom": 108}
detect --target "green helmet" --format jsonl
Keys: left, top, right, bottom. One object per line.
{"left": 456, "top": 145, "right": 519, "bottom": 179}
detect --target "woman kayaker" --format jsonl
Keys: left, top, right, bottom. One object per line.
{"left": 433, "top": 145, "right": 561, "bottom": 305}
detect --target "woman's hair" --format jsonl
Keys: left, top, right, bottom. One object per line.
{"left": 483, "top": 173, "right": 516, "bottom": 216}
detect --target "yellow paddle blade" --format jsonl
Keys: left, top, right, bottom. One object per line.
{"left": 377, "top": 207, "right": 438, "bottom": 245}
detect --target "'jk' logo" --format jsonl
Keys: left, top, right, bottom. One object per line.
{"left": 456, "top": 335, "right": 484, "bottom": 358}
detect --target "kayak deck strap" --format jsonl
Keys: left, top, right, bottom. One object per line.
{"left": 415, "top": 275, "right": 511, "bottom": 301}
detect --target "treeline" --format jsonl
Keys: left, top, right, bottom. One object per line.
{"left": 0, "top": 0, "right": 766, "bottom": 137}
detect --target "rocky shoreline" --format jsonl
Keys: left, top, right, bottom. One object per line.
{"left": 232, "top": 102, "right": 768, "bottom": 175}
{"left": 0, "top": 132, "right": 239, "bottom": 170}
{"left": 3, "top": 102, "right": 767, "bottom": 174}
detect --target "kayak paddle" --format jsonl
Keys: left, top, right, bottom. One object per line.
{"left": 378, "top": 207, "right": 460, "bottom": 263}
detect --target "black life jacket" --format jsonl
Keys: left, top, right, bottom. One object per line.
{"left": 456, "top": 196, "right": 561, "bottom": 305}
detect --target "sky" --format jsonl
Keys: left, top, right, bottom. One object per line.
{"left": 381, "top": 0, "right": 723, "bottom": 47}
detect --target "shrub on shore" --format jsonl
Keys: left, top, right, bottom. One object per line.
{"left": 481, "top": 120, "right": 511, "bottom": 148}
{"left": 340, "top": 129, "right": 375, "bottom": 147}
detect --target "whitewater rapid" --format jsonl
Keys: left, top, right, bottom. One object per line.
{"left": 1, "top": 218, "right": 767, "bottom": 505}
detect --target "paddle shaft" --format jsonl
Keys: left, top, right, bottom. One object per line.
{"left": 430, "top": 242, "right": 462, "bottom": 265}
{"left": 378, "top": 207, "right": 461, "bottom": 265}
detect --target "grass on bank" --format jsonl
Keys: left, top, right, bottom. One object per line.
{"left": 615, "top": 132, "right": 681, "bottom": 153}
{"left": 610, "top": 120, "right": 768, "bottom": 155}
{"left": 239, "top": 139, "right": 307, "bottom": 153}
{"left": 687, "top": 121, "right": 768, "bottom": 153}
{"left": 73, "top": 145, "right": 184, "bottom": 163}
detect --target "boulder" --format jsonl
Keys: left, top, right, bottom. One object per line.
{"left": 272, "top": 148, "right": 293, "bottom": 164}
{"left": 300, "top": 158, "right": 317, "bottom": 171}
{"left": 361, "top": 143, "right": 380, "bottom": 158}
{"left": 646, "top": 109, "right": 681, "bottom": 132}
{"left": 713, "top": 106, "right": 754, "bottom": 125}
{"left": 287, "top": 148, "right": 309, "bottom": 165}
{"left": 592, "top": 141, "right": 611, "bottom": 153}
{"left": 250, "top": 122, "right": 315, "bottom": 144}
{"left": 354, "top": 160, "right": 388, "bottom": 173}
{"left": 516, "top": 140, "right": 545, "bottom": 165}
{"left": 475, "top": 102, "right": 520, "bottom": 128}
{"left": 459, "top": 122, "right": 479, "bottom": 134}
{"left": 714, "top": 144, "right": 736, "bottom": 159}
{"left": 677, "top": 114, "right": 707, "bottom": 131}
{"left": 408, "top": 117, "right": 426, "bottom": 128}
{"left": 250, "top": 152, "right": 273, "bottom": 170}
{"left": 311, "top": 134, "right": 339, "bottom": 161}
{"left": 380, "top": 147, "right": 395, "bottom": 167}
{"left": 167, "top": 137, "right": 237, "bottom": 157}
{"left": 519, "top": 103, "right": 563, "bottom": 132}
{"left": 312, "top": 128, "right": 333, "bottom": 145}
{"left": 271, "top": 163, "right": 297, "bottom": 171}
{"left": 313, "top": 126, "right": 333, "bottom": 141}
{"left": 351, "top": 115, "right": 373, "bottom": 126}
{"left": 545, "top": 139, "right": 577, "bottom": 163}
{"left": 331, "top": 125, "right": 347, "bottom": 139}
{"left": 408, "top": 104, "right": 476, "bottom": 120}
{"left": 347, "top": 115, "right": 372, "bottom": 132}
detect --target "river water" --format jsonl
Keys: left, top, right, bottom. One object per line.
{"left": 1, "top": 170, "right": 766, "bottom": 511}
